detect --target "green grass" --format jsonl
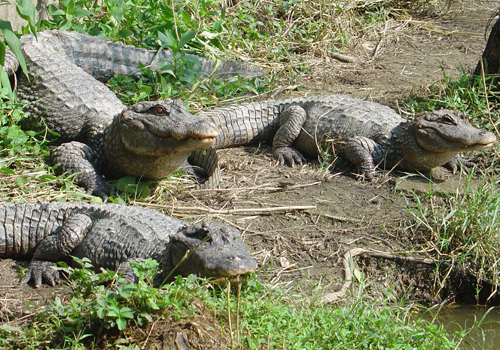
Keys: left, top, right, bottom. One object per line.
{"left": 407, "top": 170, "right": 500, "bottom": 302}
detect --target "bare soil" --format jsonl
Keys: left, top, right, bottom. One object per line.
{"left": 2, "top": 1, "right": 500, "bottom": 348}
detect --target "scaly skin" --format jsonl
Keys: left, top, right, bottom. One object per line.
{"left": 0, "top": 202, "right": 257, "bottom": 288}
{"left": 198, "top": 95, "right": 496, "bottom": 178}
{"left": 3, "top": 30, "right": 263, "bottom": 197}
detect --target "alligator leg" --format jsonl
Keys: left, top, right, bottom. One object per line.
{"left": 22, "top": 213, "right": 93, "bottom": 287}
{"left": 51, "top": 141, "right": 111, "bottom": 199}
{"left": 343, "top": 136, "right": 386, "bottom": 179}
{"left": 272, "top": 105, "right": 308, "bottom": 166}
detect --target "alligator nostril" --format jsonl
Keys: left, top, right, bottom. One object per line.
{"left": 122, "top": 111, "right": 132, "bottom": 120}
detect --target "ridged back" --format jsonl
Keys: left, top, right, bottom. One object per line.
{"left": 17, "top": 31, "right": 125, "bottom": 143}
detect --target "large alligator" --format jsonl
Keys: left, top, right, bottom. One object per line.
{"left": 0, "top": 202, "right": 257, "bottom": 288}
{"left": 3, "top": 30, "right": 263, "bottom": 197}
{"left": 198, "top": 95, "right": 496, "bottom": 178}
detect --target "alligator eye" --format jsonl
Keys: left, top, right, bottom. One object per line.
{"left": 156, "top": 107, "right": 164, "bottom": 115}
{"left": 442, "top": 115, "right": 457, "bottom": 125}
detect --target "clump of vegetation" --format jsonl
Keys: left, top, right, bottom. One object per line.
{"left": 408, "top": 171, "right": 500, "bottom": 303}
{"left": 0, "top": 258, "right": 462, "bottom": 349}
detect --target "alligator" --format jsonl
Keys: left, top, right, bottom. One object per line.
{"left": 0, "top": 202, "right": 257, "bottom": 288}
{"left": 197, "top": 95, "right": 496, "bottom": 178}
{"left": 3, "top": 30, "right": 263, "bottom": 198}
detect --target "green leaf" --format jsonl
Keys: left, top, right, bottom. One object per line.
{"left": 116, "top": 317, "right": 127, "bottom": 330}
{"left": 48, "top": 7, "right": 67, "bottom": 16}
{"left": 119, "top": 307, "right": 135, "bottom": 318}
{"left": 1, "top": 28, "right": 29, "bottom": 81}
{"left": 183, "top": 55, "right": 202, "bottom": 66}
{"left": 73, "top": 7, "right": 92, "bottom": 17}
{"left": 181, "top": 11, "right": 191, "bottom": 26}
{"left": 66, "top": 0, "right": 75, "bottom": 14}
{"left": 0, "top": 167, "right": 15, "bottom": 175}
{"left": 0, "top": 69, "right": 12, "bottom": 99}
{"left": 178, "top": 30, "right": 197, "bottom": 48}
{"left": 116, "top": 176, "right": 137, "bottom": 190}
{"left": 96, "top": 307, "right": 105, "bottom": 319}
{"left": 38, "top": 174, "right": 57, "bottom": 181}
{"left": 118, "top": 29, "right": 134, "bottom": 38}
{"left": 139, "top": 185, "right": 151, "bottom": 199}
{"left": 96, "top": 298, "right": 109, "bottom": 308}
{"left": 0, "top": 324, "right": 22, "bottom": 333}
{"left": 15, "top": 0, "right": 36, "bottom": 33}
{"left": 59, "top": 19, "right": 72, "bottom": 31}
{"left": 139, "top": 85, "right": 152, "bottom": 94}
{"left": 111, "top": 5, "right": 124, "bottom": 23}
{"left": 158, "top": 31, "right": 177, "bottom": 52}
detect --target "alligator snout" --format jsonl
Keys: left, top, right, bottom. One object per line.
{"left": 476, "top": 130, "right": 497, "bottom": 146}
{"left": 163, "top": 120, "right": 219, "bottom": 141}
{"left": 188, "top": 120, "right": 219, "bottom": 139}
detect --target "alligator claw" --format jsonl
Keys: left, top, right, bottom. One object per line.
{"left": 89, "top": 187, "right": 111, "bottom": 202}
{"left": 274, "top": 147, "right": 305, "bottom": 167}
{"left": 21, "top": 259, "right": 60, "bottom": 288}
{"left": 356, "top": 170, "right": 381, "bottom": 181}
{"left": 445, "top": 157, "right": 475, "bottom": 174}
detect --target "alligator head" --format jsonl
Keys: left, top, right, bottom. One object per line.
{"left": 105, "top": 99, "right": 219, "bottom": 179}
{"left": 413, "top": 110, "right": 496, "bottom": 152}
{"left": 119, "top": 99, "right": 219, "bottom": 155}
{"left": 168, "top": 222, "right": 258, "bottom": 280}
{"left": 401, "top": 109, "right": 496, "bottom": 171}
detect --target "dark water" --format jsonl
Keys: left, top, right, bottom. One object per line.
{"left": 423, "top": 305, "right": 500, "bottom": 349}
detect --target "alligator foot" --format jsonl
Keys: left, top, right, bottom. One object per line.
{"left": 51, "top": 141, "right": 111, "bottom": 200}
{"left": 445, "top": 156, "right": 476, "bottom": 174}
{"left": 273, "top": 146, "right": 306, "bottom": 167}
{"left": 355, "top": 170, "right": 381, "bottom": 181}
{"left": 21, "top": 259, "right": 60, "bottom": 288}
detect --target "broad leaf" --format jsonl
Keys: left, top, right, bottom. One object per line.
{"left": 15, "top": 0, "right": 36, "bottom": 35}
{"left": 1, "top": 28, "right": 28, "bottom": 84}
{"left": 73, "top": 7, "right": 92, "bottom": 17}
{"left": 178, "top": 30, "right": 197, "bottom": 48}
{"left": 158, "top": 31, "right": 177, "bottom": 52}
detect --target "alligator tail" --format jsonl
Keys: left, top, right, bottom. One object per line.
{"left": 2, "top": 49, "right": 19, "bottom": 76}
{"left": 188, "top": 148, "right": 221, "bottom": 188}
{"left": 200, "top": 58, "right": 264, "bottom": 79}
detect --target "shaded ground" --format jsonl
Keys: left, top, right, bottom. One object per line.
{"left": 288, "top": 1, "right": 494, "bottom": 104}
{"left": 1, "top": 0, "right": 500, "bottom": 348}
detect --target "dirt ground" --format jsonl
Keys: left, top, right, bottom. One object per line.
{"left": 1, "top": 0, "right": 500, "bottom": 347}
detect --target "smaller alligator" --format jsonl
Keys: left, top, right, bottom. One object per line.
{"left": 0, "top": 202, "right": 257, "bottom": 288}
{"left": 198, "top": 95, "right": 496, "bottom": 178}
{"left": 3, "top": 30, "right": 263, "bottom": 197}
